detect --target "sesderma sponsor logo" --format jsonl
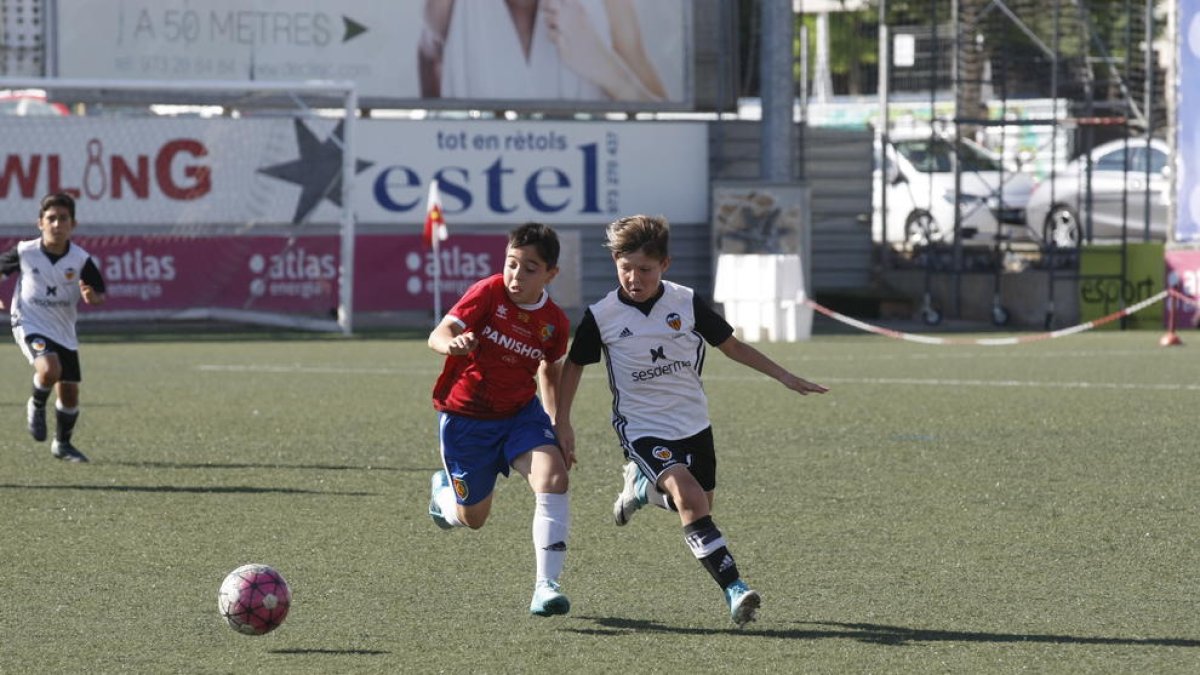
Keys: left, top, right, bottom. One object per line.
{"left": 631, "top": 359, "right": 691, "bottom": 382}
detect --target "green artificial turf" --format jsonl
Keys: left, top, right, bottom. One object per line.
{"left": 2, "top": 330, "right": 1198, "bottom": 673}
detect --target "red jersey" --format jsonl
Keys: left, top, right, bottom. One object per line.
{"left": 432, "top": 274, "right": 569, "bottom": 419}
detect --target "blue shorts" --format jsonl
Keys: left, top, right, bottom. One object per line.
{"left": 437, "top": 397, "right": 559, "bottom": 506}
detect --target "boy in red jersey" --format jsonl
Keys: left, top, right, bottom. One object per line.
{"left": 426, "top": 222, "right": 574, "bottom": 617}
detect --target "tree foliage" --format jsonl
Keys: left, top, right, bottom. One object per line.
{"left": 771, "top": 0, "right": 1164, "bottom": 100}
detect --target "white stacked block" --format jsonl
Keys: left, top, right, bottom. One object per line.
{"left": 713, "top": 254, "right": 812, "bottom": 343}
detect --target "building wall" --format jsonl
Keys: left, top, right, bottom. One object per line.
{"left": 561, "top": 122, "right": 874, "bottom": 320}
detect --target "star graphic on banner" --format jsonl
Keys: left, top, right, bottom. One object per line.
{"left": 258, "top": 119, "right": 374, "bottom": 224}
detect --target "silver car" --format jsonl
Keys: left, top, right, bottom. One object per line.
{"left": 1025, "top": 137, "right": 1170, "bottom": 246}
{"left": 873, "top": 131, "right": 1035, "bottom": 246}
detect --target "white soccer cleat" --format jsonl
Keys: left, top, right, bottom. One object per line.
{"left": 612, "top": 461, "right": 646, "bottom": 526}
{"left": 428, "top": 470, "right": 453, "bottom": 530}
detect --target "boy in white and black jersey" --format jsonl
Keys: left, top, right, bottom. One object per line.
{"left": 556, "top": 214, "right": 827, "bottom": 626}
{"left": 0, "top": 192, "right": 106, "bottom": 462}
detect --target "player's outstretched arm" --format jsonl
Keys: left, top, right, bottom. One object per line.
{"left": 717, "top": 335, "right": 829, "bottom": 395}
{"left": 428, "top": 315, "right": 477, "bottom": 356}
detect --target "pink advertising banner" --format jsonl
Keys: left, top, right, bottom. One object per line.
{"left": 0, "top": 233, "right": 507, "bottom": 315}
{"left": 1165, "top": 249, "right": 1200, "bottom": 328}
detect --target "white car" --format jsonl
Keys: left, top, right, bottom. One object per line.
{"left": 1024, "top": 137, "right": 1170, "bottom": 247}
{"left": 873, "top": 131, "right": 1035, "bottom": 246}
{"left": 0, "top": 89, "right": 69, "bottom": 116}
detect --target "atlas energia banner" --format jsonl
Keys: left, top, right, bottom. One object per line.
{"left": 52, "top": 0, "right": 691, "bottom": 110}
{"left": 0, "top": 117, "right": 708, "bottom": 226}
{"left": 0, "top": 233, "right": 507, "bottom": 314}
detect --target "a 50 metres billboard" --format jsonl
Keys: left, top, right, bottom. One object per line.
{"left": 53, "top": 0, "right": 692, "bottom": 111}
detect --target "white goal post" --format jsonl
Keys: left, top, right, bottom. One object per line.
{"left": 0, "top": 76, "right": 359, "bottom": 333}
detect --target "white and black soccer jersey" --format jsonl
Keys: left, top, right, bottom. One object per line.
{"left": 0, "top": 239, "right": 105, "bottom": 350}
{"left": 568, "top": 280, "right": 734, "bottom": 443}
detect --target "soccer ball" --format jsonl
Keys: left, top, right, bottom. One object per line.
{"left": 217, "top": 564, "right": 291, "bottom": 636}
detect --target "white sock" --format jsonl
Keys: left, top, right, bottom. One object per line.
{"left": 532, "top": 492, "right": 569, "bottom": 583}
{"left": 434, "top": 486, "right": 463, "bottom": 527}
{"left": 643, "top": 477, "right": 675, "bottom": 511}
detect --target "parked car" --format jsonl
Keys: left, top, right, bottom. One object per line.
{"left": 1025, "top": 137, "right": 1170, "bottom": 247}
{"left": 873, "top": 130, "right": 1035, "bottom": 246}
{"left": 0, "top": 89, "right": 69, "bottom": 116}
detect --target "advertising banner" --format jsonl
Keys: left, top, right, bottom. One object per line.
{"left": 0, "top": 117, "right": 708, "bottom": 226}
{"left": 1179, "top": 0, "right": 1200, "bottom": 242}
{"left": 1078, "top": 243, "right": 1165, "bottom": 329}
{"left": 53, "top": 0, "right": 690, "bottom": 109}
{"left": 1165, "top": 248, "right": 1200, "bottom": 327}
{"left": 0, "top": 233, "right": 507, "bottom": 314}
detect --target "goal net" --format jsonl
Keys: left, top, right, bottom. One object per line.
{"left": 0, "top": 77, "right": 359, "bottom": 333}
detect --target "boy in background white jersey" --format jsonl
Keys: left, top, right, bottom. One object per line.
{"left": 0, "top": 192, "right": 106, "bottom": 462}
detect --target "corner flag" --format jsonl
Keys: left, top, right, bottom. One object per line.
{"left": 423, "top": 180, "right": 448, "bottom": 249}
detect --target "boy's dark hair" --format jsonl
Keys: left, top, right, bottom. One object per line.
{"left": 605, "top": 214, "right": 669, "bottom": 259}
{"left": 509, "top": 222, "right": 560, "bottom": 268}
{"left": 40, "top": 192, "right": 77, "bottom": 220}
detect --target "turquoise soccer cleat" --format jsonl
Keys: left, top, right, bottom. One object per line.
{"left": 724, "top": 579, "right": 761, "bottom": 626}
{"left": 529, "top": 579, "right": 570, "bottom": 617}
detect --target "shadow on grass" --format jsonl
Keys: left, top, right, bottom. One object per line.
{"left": 0, "top": 483, "right": 375, "bottom": 496}
{"left": 104, "top": 460, "right": 414, "bottom": 472}
{"left": 269, "top": 648, "right": 390, "bottom": 656}
{"left": 571, "top": 617, "right": 1200, "bottom": 648}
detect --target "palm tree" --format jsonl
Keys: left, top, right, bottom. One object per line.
{"left": 956, "top": 0, "right": 988, "bottom": 138}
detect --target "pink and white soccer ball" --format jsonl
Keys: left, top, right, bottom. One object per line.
{"left": 217, "top": 564, "right": 291, "bottom": 635}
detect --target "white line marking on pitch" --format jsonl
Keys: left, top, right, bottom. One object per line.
{"left": 200, "top": 365, "right": 1199, "bottom": 392}
{"left": 196, "top": 364, "right": 438, "bottom": 375}
{"left": 824, "top": 376, "right": 1200, "bottom": 391}
{"left": 782, "top": 349, "right": 1179, "bottom": 362}
{"left": 705, "top": 374, "right": 1200, "bottom": 391}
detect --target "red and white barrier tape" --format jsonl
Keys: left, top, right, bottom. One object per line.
{"left": 803, "top": 289, "right": 1173, "bottom": 346}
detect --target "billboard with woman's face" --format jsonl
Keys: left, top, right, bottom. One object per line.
{"left": 53, "top": 0, "right": 692, "bottom": 111}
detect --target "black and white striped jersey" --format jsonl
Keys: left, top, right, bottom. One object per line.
{"left": 568, "top": 280, "right": 734, "bottom": 443}
{"left": 0, "top": 239, "right": 105, "bottom": 349}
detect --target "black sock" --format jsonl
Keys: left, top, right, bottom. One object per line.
{"left": 55, "top": 408, "right": 78, "bottom": 443}
{"left": 31, "top": 384, "right": 50, "bottom": 409}
{"left": 683, "top": 515, "right": 741, "bottom": 589}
